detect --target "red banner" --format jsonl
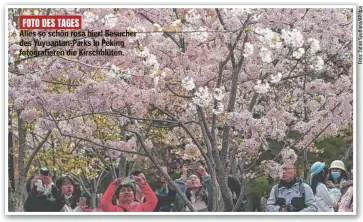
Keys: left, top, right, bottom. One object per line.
{"left": 19, "top": 15, "right": 82, "bottom": 30}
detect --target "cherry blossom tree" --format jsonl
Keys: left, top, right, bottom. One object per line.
{"left": 8, "top": 7, "right": 353, "bottom": 212}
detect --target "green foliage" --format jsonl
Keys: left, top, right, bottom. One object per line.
{"left": 309, "top": 136, "right": 352, "bottom": 169}
{"left": 246, "top": 175, "right": 273, "bottom": 198}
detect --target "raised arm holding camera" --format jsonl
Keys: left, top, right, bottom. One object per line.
{"left": 24, "top": 167, "right": 64, "bottom": 212}
{"left": 100, "top": 174, "right": 158, "bottom": 212}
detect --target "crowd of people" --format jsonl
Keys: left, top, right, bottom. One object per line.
{"left": 23, "top": 159, "right": 353, "bottom": 213}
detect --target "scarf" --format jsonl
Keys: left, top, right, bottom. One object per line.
{"left": 278, "top": 177, "right": 297, "bottom": 189}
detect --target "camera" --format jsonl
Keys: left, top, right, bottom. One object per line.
{"left": 286, "top": 204, "right": 296, "bottom": 212}
{"left": 290, "top": 196, "right": 305, "bottom": 211}
{"left": 275, "top": 197, "right": 304, "bottom": 212}
{"left": 275, "top": 198, "right": 286, "bottom": 209}
{"left": 40, "top": 166, "right": 49, "bottom": 176}
{"left": 121, "top": 175, "right": 135, "bottom": 185}
{"left": 129, "top": 175, "right": 135, "bottom": 183}
{"left": 275, "top": 198, "right": 292, "bottom": 212}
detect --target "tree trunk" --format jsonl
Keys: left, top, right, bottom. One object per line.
{"left": 342, "top": 144, "right": 353, "bottom": 161}
{"left": 8, "top": 189, "right": 17, "bottom": 212}
{"left": 232, "top": 176, "right": 247, "bottom": 212}
{"left": 118, "top": 155, "right": 127, "bottom": 178}
{"left": 91, "top": 179, "right": 97, "bottom": 209}
{"left": 230, "top": 154, "right": 240, "bottom": 179}
{"left": 91, "top": 192, "right": 97, "bottom": 209}
{"left": 8, "top": 108, "right": 17, "bottom": 212}
{"left": 303, "top": 149, "right": 308, "bottom": 182}
{"left": 215, "top": 183, "right": 224, "bottom": 211}
{"left": 8, "top": 131, "right": 17, "bottom": 212}
{"left": 13, "top": 111, "right": 27, "bottom": 212}
{"left": 8, "top": 132, "right": 15, "bottom": 192}
{"left": 215, "top": 169, "right": 234, "bottom": 211}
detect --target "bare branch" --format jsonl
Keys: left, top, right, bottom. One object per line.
{"left": 138, "top": 12, "right": 182, "bottom": 49}
{"left": 71, "top": 173, "right": 91, "bottom": 197}
{"left": 24, "top": 130, "right": 52, "bottom": 175}
{"left": 128, "top": 129, "right": 197, "bottom": 212}
{"left": 165, "top": 84, "right": 194, "bottom": 99}
{"left": 42, "top": 79, "right": 80, "bottom": 87}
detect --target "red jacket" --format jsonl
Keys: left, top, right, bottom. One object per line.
{"left": 100, "top": 181, "right": 158, "bottom": 212}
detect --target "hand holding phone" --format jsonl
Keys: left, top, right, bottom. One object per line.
{"left": 113, "top": 177, "right": 123, "bottom": 186}
{"left": 181, "top": 165, "right": 190, "bottom": 180}
{"left": 196, "top": 166, "right": 207, "bottom": 177}
{"left": 41, "top": 175, "right": 52, "bottom": 186}
{"left": 80, "top": 197, "right": 87, "bottom": 211}
{"left": 134, "top": 176, "right": 146, "bottom": 188}
{"left": 160, "top": 166, "right": 168, "bottom": 183}
{"left": 182, "top": 165, "right": 190, "bottom": 173}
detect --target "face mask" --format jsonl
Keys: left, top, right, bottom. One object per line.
{"left": 331, "top": 172, "right": 341, "bottom": 180}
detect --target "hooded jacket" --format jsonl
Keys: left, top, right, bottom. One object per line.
{"left": 314, "top": 183, "right": 341, "bottom": 212}
{"left": 100, "top": 180, "right": 158, "bottom": 212}
{"left": 266, "top": 178, "right": 318, "bottom": 212}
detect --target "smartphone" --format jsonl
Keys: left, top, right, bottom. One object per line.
{"left": 80, "top": 197, "right": 87, "bottom": 209}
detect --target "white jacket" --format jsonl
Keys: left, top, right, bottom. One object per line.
{"left": 315, "top": 183, "right": 341, "bottom": 212}
{"left": 59, "top": 195, "right": 81, "bottom": 212}
{"left": 60, "top": 204, "right": 81, "bottom": 212}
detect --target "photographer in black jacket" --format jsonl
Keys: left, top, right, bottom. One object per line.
{"left": 24, "top": 167, "right": 64, "bottom": 212}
